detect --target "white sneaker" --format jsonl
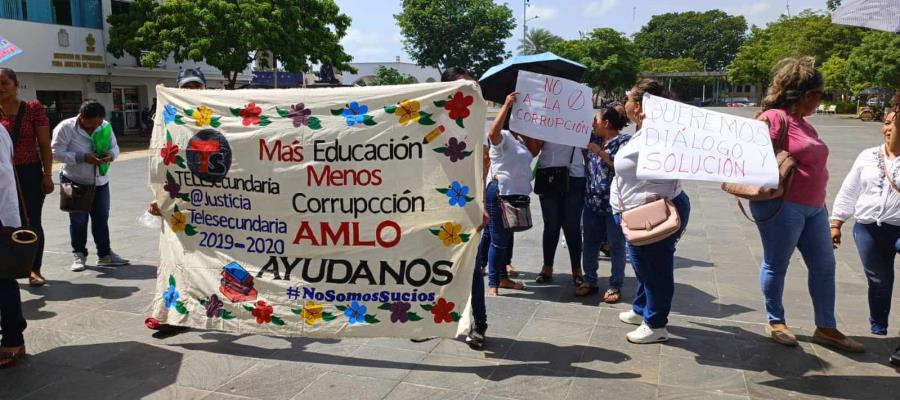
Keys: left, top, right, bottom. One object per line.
{"left": 97, "top": 252, "right": 130, "bottom": 267}
{"left": 618, "top": 310, "right": 643, "bottom": 325}
{"left": 71, "top": 253, "right": 87, "bottom": 271}
{"left": 626, "top": 323, "right": 669, "bottom": 344}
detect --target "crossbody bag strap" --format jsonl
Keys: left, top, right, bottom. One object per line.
{"left": 9, "top": 101, "right": 29, "bottom": 225}
{"left": 736, "top": 110, "right": 793, "bottom": 224}
{"left": 880, "top": 146, "right": 900, "bottom": 194}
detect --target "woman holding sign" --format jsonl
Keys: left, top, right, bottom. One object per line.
{"left": 831, "top": 110, "right": 898, "bottom": 347}
{"left": 749, "top": 57, "right": 862, "bottom": 353}
{"left": 611, "top": 79, "right": 691, "bottom": 344}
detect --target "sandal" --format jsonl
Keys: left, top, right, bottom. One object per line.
{"left": 599, "top": 243, "right": 611, "bottom": 257}
{"left": 535, "top": 267, "right": 553, "bottom": 283}
{"left": 506, "top": 265, "right": 520, "bottom": 278}
{"left": 603, "top": 288, "right": 621, "bottom": 303}
{"left": 0, "top": 346, "right": 26, "bottom": 369}
{"left": 572, "top": 274, "right": 584, "bottom": 287}
{"left": 29, "top": 272, "right": 46, "bottom": 287}
{"left": 488, "top": 288, "right": 499, "bottom": 296}
{"left": 499, "top": 279, "right": 526, "bottom": 290}
{"left": 575, "top": 283, "right": 599, "bottom": 297}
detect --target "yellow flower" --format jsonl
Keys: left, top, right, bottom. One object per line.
{"left": 396, "top": 99, "right": 421, "bottom": 125}
{"left": 194, "top": 105, "right": 213, "bottom": 127}
{"left": 170, "top": 212, "right": 187, "bottom": 233}
{"left": 302, "top": 301, "right": 323, "bottom": 325}
{"left": 438, "top": 222, "right": 463, "bottom": 247}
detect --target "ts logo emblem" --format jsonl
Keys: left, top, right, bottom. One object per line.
{"left": 186, "top": 129, "right": 232, "bottom": 183}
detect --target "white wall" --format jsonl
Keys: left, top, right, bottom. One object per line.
{"left": 1, "top": 19, "right": 107, "bottom": 76}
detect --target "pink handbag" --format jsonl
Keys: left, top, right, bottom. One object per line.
{"left": 617, "top": 182, "right": 681, "bottom": 246}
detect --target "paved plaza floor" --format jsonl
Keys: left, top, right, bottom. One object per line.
{"left": 2, "top": 109, "right": 898, "bottom": 399}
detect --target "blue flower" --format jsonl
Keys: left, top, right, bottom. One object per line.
{"left": 162, "top": 285, "right": 180, "bottom": 309}
{"left": 447, "top": 181, "right": 470, "bottom": 207}
{"left": 344, "top": 301, "right": 367, "bottom": 325}
{"left": 342, "top": 101, "right": 368, "bottom": 126}
{"left": 163, "top": 104, "right": 177, "bottom": 125}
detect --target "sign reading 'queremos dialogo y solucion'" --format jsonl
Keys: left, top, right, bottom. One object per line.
{"left": 636, "top": 94, "right": 779, "bottom": 189}
{"left": 510, "top": 70, "right": 594, "bottom": 148}
{"left": 149, "top": 82, "right": 485, "bottom": 338}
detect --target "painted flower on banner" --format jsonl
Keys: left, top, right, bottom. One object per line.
{"left": 160, "top": 142, "right": 180, "bottom": 166}
{"left": 164, "top": 174, "right": 181, "bottom": 199}
{"left": 193, "top": 105, "right": 214, "bottom": 127}
{"left": 389, "top": 302, "right": 411, "bottom": 323}
{"left": 162, "top": 285, "right": 180, "bottom": 309}
{"left": 301, "top": 301, "right": 323, "bottom": 325}
{"left": 205, "top": 294, "right": 223, "bottom": 318}
{"left": 288, "top": 103, "right": 312, "bottom": 127}
{"left": 251, "top": 300, "right": 274, "bottom": 324}
{"left": 239, "top": 102, "right": 262, "bottom": 126}
{"left": 429, "top": 222, "right": 471, "bottom": 247}
{"left": 344, "top": 301, "right": 367, "bottom": 325}
{"left": 332, "top": 101, "right": 376, "bottom": 126}
{"left": 430, "top": 298, "right": 456, "bottom": 323}
{"left": 163, "top": 104, "right": 177, "bottom": 125}
{"left": 169, "top": 211, "right": 187, "bottom": 233}
{"left": 395, "top": 99, "right": 420, "bottom": 125}
{"left": 434, "top": 137, "right": 473, "bottom": 161}
{"left": 445, "top": 92, "right": 474, "bottom": 120}
{"left": 447, "top": 181, "right": 472, "bottom": 207}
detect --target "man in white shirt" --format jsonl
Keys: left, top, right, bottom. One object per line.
{"left": 51, "top": 100, "right": 129, "bottom": 271}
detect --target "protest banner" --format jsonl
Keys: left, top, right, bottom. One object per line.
{"left": 149, "top": 81, "right": 485, "bottom": 338}
{"left": 0, "top": 36, "right": 23, "bottom": 64}
{"left": 635, "top": 94, "right": 779, "bottom": 189}
{"left": 510, "top": 70, "right": 593, "bottom": 148}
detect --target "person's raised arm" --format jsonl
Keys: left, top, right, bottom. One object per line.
{"left": 488, "top": 92, "right": 518, "bottom": 146}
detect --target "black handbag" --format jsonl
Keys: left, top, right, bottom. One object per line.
{"left": 0, "top": 102, "right": 39, "bottom": 279}
{"left": 60, "top": 175, "right": 96, "bottom": 213}
{"left": 534, "top": 147, "right": 575, "bottom": 196}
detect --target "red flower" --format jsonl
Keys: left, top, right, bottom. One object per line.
{"left": 430, "top": 298, "right": 455, "bottom": 323}
{"left": 160, "top": 142, "right": 179, "bottom": 165}
{"left": 444, "top": 92, "right": 474, "bottom": 120}
{"left": 240, "top": 102, "right": 262, "bottom": 126}
{"left": 251, "top": 300, "right": 273, "bottom": 324}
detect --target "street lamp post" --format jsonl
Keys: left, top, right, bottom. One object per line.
{"left": 522, "top": 0, "right": 539, "bottom": 54}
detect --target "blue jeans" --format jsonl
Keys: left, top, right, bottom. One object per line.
{"left": 539, "top": 176, "right": 585, "bottom": 270}
{"left": 852, "top": 222, "right": 898, "bottom": 335}
{"left": 472, "top": 231, "right": 490, "bottom": 326}
{"left": 619, "top": 192, "right": 691, "bottom": 329}
{"left": 0, "top": 278, "right": 25, "bottom": 347}
{"left": 583, "top": 207, "right": 626, "bottom": 288}
{"left": 484, "top": 181, "right": 515, "bottom": 288}
{"left": 64, "top": 175, "right": 112, "bottom": 258}
{"left": 750, "top": 200, "right": 836, "bottom": 328}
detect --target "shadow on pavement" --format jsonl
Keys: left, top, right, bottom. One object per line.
{"left": 20, "top": 279, "right": 141, "bottom": 320}
{"left": 760, "top": 375, "right": 900, "bottom": 400}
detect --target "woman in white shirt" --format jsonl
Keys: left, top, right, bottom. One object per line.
{"left": 831, "top": 111, "right": 898, "bottom": 337}
{"left": 483, "top": 92, "right": 537, "bottom": 298}
{"left": 611, "top": 79, "right": 691, "bottom": 344}
{"left": 0, "top": 114, "right": 28, "bottom": 368}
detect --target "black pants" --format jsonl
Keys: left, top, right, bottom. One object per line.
{"left": 15, "top": 162, "right": 45, "bottom": 273}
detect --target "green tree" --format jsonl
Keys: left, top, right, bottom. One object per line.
{"left": 366, "top": 66, "right": 418, "bottom": 86}
{"left": 551, "top": 28, "right": 639, "bottom": 103}
{"left": 827, "top": 0, "right": 842, "bottom": 11}
{"left": 395, "top": 0, "right": 515, "bottom": 77}
{"left": 518, "top": 28, "right": 563, "bottom": 55}
{"left": 727, "top": 11, "right": 867, "bottom": 87}
{"left": 847, "top": 32, "right": 900, "bottom": 92}
{"left": 639, "top": 57, "right": 704, "bottom": 74}
{"left": 633, "top": 10, "right": 747, "bottom": 70}
{"left": 107, "top": 0, "right": 354, "bottom": 89}
{"left": 820, "top": 55, "right": 851, "bottom": 93}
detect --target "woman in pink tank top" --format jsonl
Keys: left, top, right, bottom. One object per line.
{"left": 747, "top": 57, "right": 863, "bottom": 353}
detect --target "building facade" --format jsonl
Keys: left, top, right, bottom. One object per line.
{"left": 1, "top": 0, "right": 250, "bottom": 134}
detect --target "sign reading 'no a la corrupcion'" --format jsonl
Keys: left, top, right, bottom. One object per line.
{"left": 635, "top": 94, "right": 779, "bottom": 189}
{"left": 510, "top": 70, "right": 594, "bottom": 148}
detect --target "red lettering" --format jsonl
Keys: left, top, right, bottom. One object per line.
{"left": 189, "top": 139, "right": 220, "bottom": 173}
{"left": 376, "top": 220, "right": 402, "bottom": 248}
{"left": 259, "top": 139, "right": 304, "bottom": 163}
{"left": 294, "top": 221, "right": 402, "bottom": 248}
{"left": 352, "top": 222, "right": 376, "bottom": 246}
{"left": 644, "top": 152, "right": 662, "bottom": 170}
{"left": 292, "top": 221, "right": 319, "bottom": 246}
{"left": 322, "top": 222, "right": 350, "bottom": 246}
{"left": 307, "top": 165, "right": 383, "bottom": 187}
{"left": 543, "top": 78, "right": 562, "bottom": 95}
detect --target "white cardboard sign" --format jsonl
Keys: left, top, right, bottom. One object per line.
{"left": 510, "top": 70, "right": 593, "bottom": 148}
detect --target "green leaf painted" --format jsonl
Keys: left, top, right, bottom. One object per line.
{"left": 336, "top": 305, "right": 347, "bottom": 311}
{"left": 421, "top": 304, "right": 433, "bottom": 311}
{"left": 465, "top": 196, "right": 475, "bottom": 202}
{"left": 330, "top": 108, "right": 344, "bottom": 116}
{"left": 434, "top": 100, "right": 447, "bottom": 107}
{"left": 451, "top": 312, "right": 461, "bottom": 322}
{"left": 165, "top": 131, "right": 172, "bottom": 143}
{"left": 291, "top": 308, "right": 302, "bottom": 315}
{"left": 364, "top": 314, "right": 380, "bottom": 324}
{"left": 168, "top": 274, "right": 176, "bottom": 287}
{"left": 175, "top": 301, "right": 188, "bottom": 315}
{"left": 378, "top": 303, "right": 392, "bottom": 311}
{"left": 418, "top": 112, "right": 436, "bottom": 126}
{"left": 173, "top": 204, "right": 180, "bottom": 213}
{"left": 276, "top": 107, "right": 290, "bottom": 118}
{"left": 211, "top": 117, "right": 221, "bottom": 128}
{"left": 229, "top": 107, "right": 242, "bottom": 117}
{"left": 429, "top": 228, "right": 441, "bottom": 236}
{"left": 308, "top": 117, "right": 322, "bottom": 130}
{"left": 322, "top": 312, "right": 336, "bottom": 321}
{"left": 384, "top": 105, "right": 398, "bottom": 114}
{"left": 175, "top": 156, "right": 186, "bottom": 169}
{"left": 433, "top": 147, "right": 447, "bottom": 154}
{"left": 407, "top": 312, "right": 423, "bottom": 321}
{"left": 363, "top": 115, "right": 376, "bottom": 126}
{"left": 455, "top": 117, "right": 465, "bottom": 129}
{"left": 435, "top": 188, "right": 450, "bottom": 194}
{"left": 259, "top": 118, "right": 271, "bottom": 127}
{"left": 221, "top": 310, "right": 235, "bottom": 320}
{"left": 174, "top": 115, "right": 185, "bottom": 125}
{"left": 166, "top": 170, "right": 175, "bottom": 182}
{"left": 198, "top": 298, "right": 207, "bottom": 306}
{"left": 179, "top": 193, "right": 189, "bottom": 201}
{"left": 184, "top": 225, "right": 198, "bottom": 236}
{"left": 462, "top": 151, "right": 473, "bottom": 157}
{"left": 271, "top": 316, "right": 285, "bottom": 326}
{"left": 243, "top": 304, "right": 255, "bottom": 312}
{"left": 184, "top": 108, "right": 194, "bottom": 117}
{"left": 460, "top": 234, "right": 471, "bottom": 243}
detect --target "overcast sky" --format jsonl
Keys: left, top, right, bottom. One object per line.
{"left": 333, "top": 0, "right": 832, "bottom": 64}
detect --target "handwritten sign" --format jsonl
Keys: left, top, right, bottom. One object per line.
{"left": 510, "top": 70, "right": 593, "bottom": 148}
{"left": 149, "top": 82, "right": 485, "bottom": 338}
{"left": 636, "top": 94, "right": 778, "bottom": 189}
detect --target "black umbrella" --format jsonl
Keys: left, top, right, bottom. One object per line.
{"left": 478, "top": 52, "right": 587, "bottom": 103}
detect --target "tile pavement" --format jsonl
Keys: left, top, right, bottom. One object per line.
{"left": 2, "top": 110, "right": 898, "bottom": 399}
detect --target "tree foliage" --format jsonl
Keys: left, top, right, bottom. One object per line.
{"left": 639, "top": 57, "right": 704, "bottom": 74}
{"left": 846, "top": 32, "right": 900, "bottom": 92}
{"left": 518, "top": 28, "right": 563, "bottom": 55}
{"left": 395, "top": 0, "right": 515, "bottom": 77}
{"left": 826, "top": 0, "right": 842, "bottom": 11}
{"left": 366, "top": 66, "right": 418, "bottom": 86}
{"left": 633, "top": 10, "right": 747, "bottom": 70}
{"left": 727, "top": 11, "right": 867, "bottom": 86}
{"left": 820, "top": 55, "right": 851, "bottom": 93}
{"left": 107, "top": 0, "right": 354, "bottom": 89}
{"left": 551, "top": 28, "right": 639, "bottom": 98}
